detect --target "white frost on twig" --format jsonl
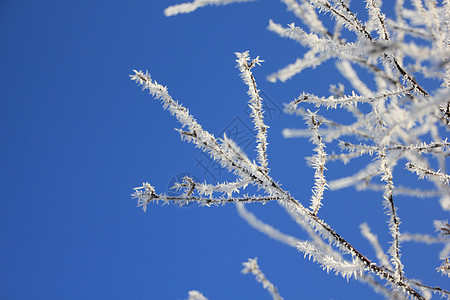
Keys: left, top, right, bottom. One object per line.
{"left": 164, "top": 0, "right": 256, "bottom": 17}
{"left": 242, "top": 258, "right": 283, "bottom": 300}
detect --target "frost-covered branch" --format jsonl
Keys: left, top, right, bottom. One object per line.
{"left": 366, "top": 0, "right": 389, "bottom": 41}
{"left": 242, "top": 258, "right": 283, "bottom": 300}
{"left": 267, "top": 20, "right": 358, "bottom": 61}
{"left": 132, "top": 182, "right": 283, "bottom": 211}
{"left": 360, "top": 223, "right": 392, "bottom": 270}
{"left": 406, "top": 162, "right": 450, "bottom": 185}
{"left": 279, "top": 0, "right": 327, "bottom": 35}
{"left": 237, "top": 203, "right": 365, "bottom": 279}
{"left": 130, "top": 70, "right": 280, "bottom": 196}
{"left": 130, "top": 0, "right": 450, "bottom": 298}
{"left": 236, "top": 203, "right": 300, "bottom": 248}
{"left": 286, "top": 87, "right": 413, "bottom": 110}
{"left": 356, "top": 183, "right": 441, "bottom": 199}
{"left": 379, "top": 150, "right": 404, "bottom": 282}
{"left": 304, "top": 110, "right": 328, "bottom": 215}
{"left": 193, "top": 178, "right": 251, "bottom": 197}
{"left": 267, "top": 50, "right": 331, "bottom": 83}
{"left": 312, "top": 0, "right": 429, "bottom": 95}
{"left": 235, "top": 52, "right": 269, "bottom": 173}
{"left": 399, "top": 233, "right": 450, "bottom": 245}
{"left": 341, "top": 140, "right": 450, "bottom": 155}
{"left": 311, "top": 0, "right": 373, "bottom": 40}
{"left": 435, "top": 220, "right": 450, "bottom": 236}
{"left": 437, "top": 258, "right": 450, "bottom": 278}
{"left": 164, "top": 0, "right": 256, "bottom": 16}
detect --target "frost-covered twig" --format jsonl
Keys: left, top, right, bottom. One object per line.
{"left": 279, "top": 0, "right": 327, "bottom": 35}
{"left": 360, "top": 223, "right": 392, "bottom": 270}
{"left": 335, "top": 61, "right": 373, "bottom": 97}
{"left": 406, "top": 279, "right": 450, "bottom": 299}
{"left": 366, "top": 0, "right": 389, "bottom": 41}
{"left": 236, "top": 203, "right": 300, "bottom": 248}
{"left": 406, "top": 162, "right": 450, "bottom": 185}
{"left": 437, "top": 258, "right": 450, "bottom": 278}
{"left": 311, "top": 0, "right": 429, "bottom": 95}
{"left": 193, "top": 178, "right": 251, "bottom": 197}
{"left": 235, "top": 52, "right": 269, "bottom": 173}
{"left": 435, "top": 220, "right": 450, "bottom": 236}
{"left": 311, "top": 0, "right": 373, "bottom": 40}
{"left": 267, "top": 50, "right": 331, "bottom": 83}
{"left": 267, "top": 20, "right": 358, "bottom": 61}
{"left": 341, "top": 140, "right": 450, "bottom": 155}
{"left": 286, "top": 87, "right": 413, "bottom": 110}
{"left": 130, "top": 70, "right": 277, "bottom": 195}
{"left": 379, "top": 150, "right": 404, "bottom": 282}
{"left": 237, "top": 203, "right": 364, "bottom": 278}
{"left": 132, "top": 182, "right": 283, "bottom": 211}
{"left": 242, "top": 258, "right": 283, "bottom": 300}
{"left": 164, "top": 0, "right": 255, "bottom": 17}
{"left": 399, "top": 233, "right": 450, "bottom": 245}
{"left": 304, "top": 110, "right": 328, "bottom": 215}
{"left": 328, "top": 159, "right": 386, "bottom": 190}
{"left": 356, "top": 183, "right": 441, "bottom": 198}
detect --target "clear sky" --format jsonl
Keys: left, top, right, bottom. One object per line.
{"left": 1, "top": 0, "right": 448, "bottom": 299}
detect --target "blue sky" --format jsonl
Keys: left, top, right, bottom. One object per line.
{"left": 1, "top": 0, "right": 448, "bottom": 299}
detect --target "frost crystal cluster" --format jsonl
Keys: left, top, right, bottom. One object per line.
{"left": 130, "top": 0, "right": 450, "bottom": 299}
